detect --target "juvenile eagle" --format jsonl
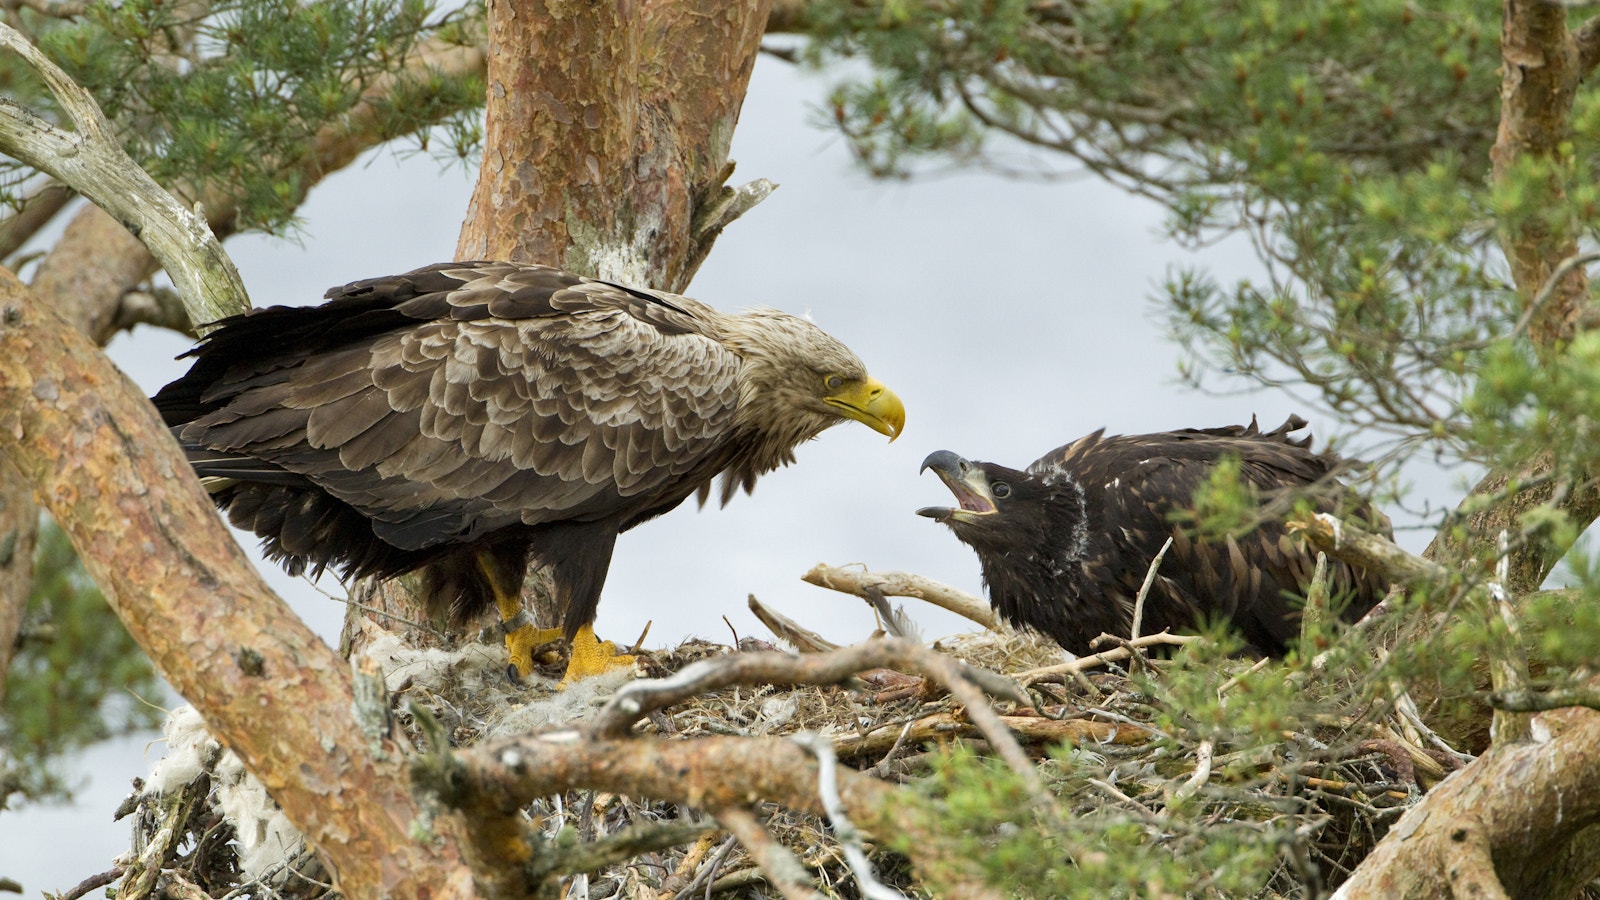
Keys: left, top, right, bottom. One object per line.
{"left": 917, "top": 417, "right": 1384, "bottom": 656}
{"left": 154, "top": 262, "right": 905, "bottom": 682}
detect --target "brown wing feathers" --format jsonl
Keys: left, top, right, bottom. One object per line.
{"left": 152, "top": 262, "right": 744, "bottom": 630}
{"left": 924, "top": 416, "right": 1386, "bottom": 656}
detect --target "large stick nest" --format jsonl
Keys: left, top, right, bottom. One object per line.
{"left": 109, "top": 582, "right": 1469, "bottom": 899}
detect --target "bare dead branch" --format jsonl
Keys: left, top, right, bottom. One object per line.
{"left": 748, "top": 594, "right": 841, "bottom": 652}
{"left": 0, "top": 23, "right": 249, "bottom": 328}
{"left": 527, "top": 818, "right": 717, "bottom": 885}
{"left": 790, "top": 732, "right": 909, "bottom": 900}
{"left": 1488, "top": 687, "right": 1600, "bottom": 712}
{"left": 589, "top": 639, "right": 1047, "bottom": 800}
{"left": 1014, "top": 631, "right": 1199, "bottom": 684}
{"left": 438, "top": 732, "right": 994, "bottom": 893}
{"left": 52, "top": 867, "right": 124, "bottom": 900}
{"left": 591, "top": 637, "right": 1032, "bottom": 738}
{"left": 1291, "top": 512, "right": 1447, "bottom": 587}
{"left": 833, "top": 710, "right": 1149, "bottom": 759}
{"left": 1166, "top": 739, "right": 1215, "bottom": 811}
{"left": 1128, "top": 536, "right": 1173, "bottom": 641}
{"left": 0, "top": 178, "right": 70, "bottom": 261}
{"left": 802, "top": 564, "right": 999, "bottom": 630}
{"left": 713, "top": 807, "right": 821, "bottom": 900}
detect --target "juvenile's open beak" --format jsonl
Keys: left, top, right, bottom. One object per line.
{"left": 827, "top": 376, "right": 905, "bottom": 441}
{"left": 917, "top": 450, "right": 997, "bottom": 522}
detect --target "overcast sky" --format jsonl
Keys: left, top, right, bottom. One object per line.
{"left": 0, "top": 52, "right": 1477, "bottom": 889}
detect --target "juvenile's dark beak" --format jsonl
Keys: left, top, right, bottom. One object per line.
{"left": 917, "top": 450, "right": 997, "bottom": 522}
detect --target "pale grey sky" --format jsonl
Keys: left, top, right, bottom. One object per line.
{"left": 1, "top": 53, "right": 1470, "bottom": 889}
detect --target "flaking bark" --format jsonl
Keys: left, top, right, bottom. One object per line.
{"left": 0, "top": 270, "right": 476, "bottom": 898}
{"left": 431, "top": 731, "right": 1000, "bottom": 899}
{"left": 455, "top": 0, "right": 772, "bottom": 291}
{"left": 0, "top": 32, "right": 487, "bottom": 704}
{"left": 1335, "top": 703, "right": 1600, "bottom": 899}
{"left": 349, "top": 0, "right": 777, "bottom": 637}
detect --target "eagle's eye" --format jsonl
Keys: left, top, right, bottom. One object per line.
{"left": 824, "top": 374, "right": 845, "bottom": 391}
{"left": 991, "top": 482, "right": 1012, "bottom": 499}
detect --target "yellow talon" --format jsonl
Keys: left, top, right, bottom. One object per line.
{"left": 503, "top": 622, "right": 563, "bottom": 679}
{"left": 476, "top": 552, "right": 636, "bottom": 687}
{"left": 558, "top": 623, "right": 639, "bottom": 688}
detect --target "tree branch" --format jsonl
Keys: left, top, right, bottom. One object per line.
{"left": 713, "top": 807, "right": 821, "bottom": 900}
{"left": 1337, "top": 702, "right": 1600, "bottom": 898}
{"left": 0, "top": 270, "right": 472, "bottom": 898}
{"left": 1288, "top": 512, "right": 1447, "bottom": 587}
{"left": 527, "top": 818, "right": 717, "bottom": 884}
{"left": 0, "top": 178, "right": 71, "bottom": 262}
{"left": 0, "top": 22, "right": 249, "bottom": 329}
{"left": 1488, "top": 687, "right": 1600, "bottom": 712}
{"left": 801, "top": 563, "right": 999, "bottom": 630}
{"left": 594, "top": 637, "right": 1027, "bottom": 729}
{"left": 432, "top": 731, "right": 1000, "bottom": 898}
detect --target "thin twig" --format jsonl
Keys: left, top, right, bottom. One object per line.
{"left": 1217, "top": 658, "right": 1272, "bottom": 704}
{"left": 666, "top": 835, "right": 737, "bottom": 900}
{"left": 1511, "top": 249, "right": 1600, "bottom": 340}
{"left": 50, "top": 867, "right": 124, "bottom": 900}
{"left": 791, "top": 733, "right": 909, "bottom": 900}
{"left": 714, "top": 807, "right": 820, "bottom": 900}
{"left": 748, "top": 594, "right": 841, "bottom": 652}
{"left": 1015, "top": 631, "right": 1199, "bottom": 684}
{"left": 1166, "top": 739, "right": 1215, "bottom": 810}
{"left": 528, "top": 817, "right": 717, "bottom": 882}
{"left": 1129, "top": 536, "right": 1174, "bottom": 641}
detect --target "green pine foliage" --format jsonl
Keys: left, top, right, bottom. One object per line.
{"left": 807, "top": 0, "right": 1600, "bottom": 890}
{"left": 1, "top": 0, "right": 485, "bottom": 234}
{"left": 894, "top": 627, "right": 1399, "bottom": 897}
{"left": 1, "top": 520, "right": 163, "bottom": 807}
{"left": 808, "top": 0, "right": 1600, "bottom": 683}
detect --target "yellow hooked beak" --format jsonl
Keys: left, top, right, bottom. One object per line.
{"left": 826, "top": 376, "right": 905, "bottom": 441}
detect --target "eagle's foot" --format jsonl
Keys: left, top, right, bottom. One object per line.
{"left": 504, "top": 623, "right": 565, "bottom": 680}
{"left": 558, "top": 623, "right": 638, "bottom": 689}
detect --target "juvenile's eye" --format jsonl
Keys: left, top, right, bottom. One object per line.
{"left": 991, "top": 482, "right": 1011, "bottom": 499}
{"left": 824, "top": 374, "right": 845, "bottom": 391}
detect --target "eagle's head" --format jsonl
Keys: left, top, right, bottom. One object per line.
{"left": 917, "top": 450, "right": 1091, "bottom": 565}
{"left": 706, "top": 308, "right": 905, "bottom": 506}
{"left": 917, "top": 449, "right": 1096, "bottom": 632}
{"left": 724, "top": 309, "right": 905, "bottom": 444}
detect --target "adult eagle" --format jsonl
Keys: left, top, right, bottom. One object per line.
{"left": 154, "top": 261, "right": 905, "bottom": 683}
{"left": 917, "top": 417, "right": 1385, "bottom": 656}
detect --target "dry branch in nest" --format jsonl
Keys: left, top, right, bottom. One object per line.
{"left": 802, "top": 563, "right": 999, "bottom": 630}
